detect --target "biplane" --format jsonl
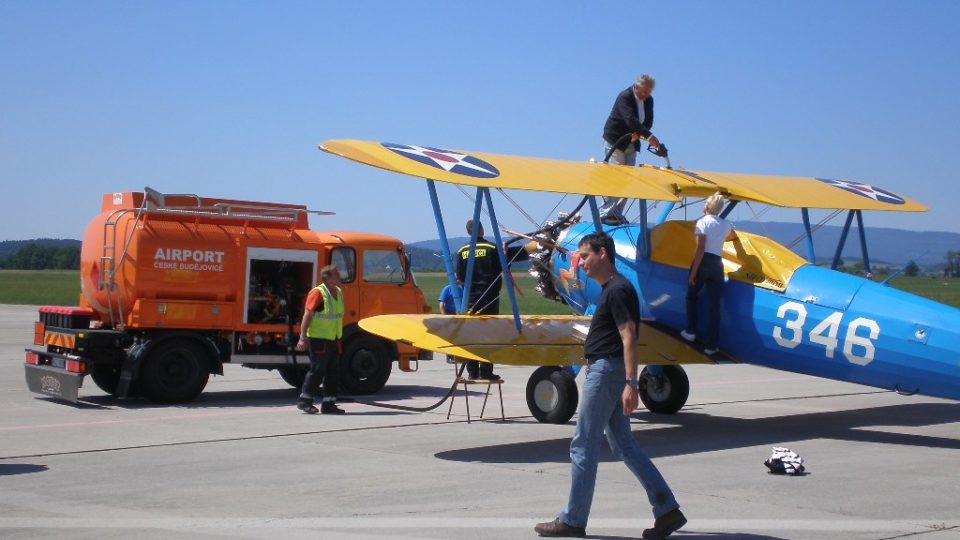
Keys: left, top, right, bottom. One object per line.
{"left": 320, "top": 139, "right": 960, "bottom": 424}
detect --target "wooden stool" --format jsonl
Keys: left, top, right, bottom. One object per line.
{"left": 447, "top": 362, "right": 505, "bottom": 423}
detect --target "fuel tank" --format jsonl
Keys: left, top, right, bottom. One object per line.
{"left": 79, "top": 191, "right": 309, "bottom": 324}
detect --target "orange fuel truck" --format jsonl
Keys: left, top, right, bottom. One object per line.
{"left": 25, "top": 188, "right": 431, "bottom": 403}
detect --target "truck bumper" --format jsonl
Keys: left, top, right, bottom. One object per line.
{"left": 24, "top": 364, "right": 84, "bottom": 403}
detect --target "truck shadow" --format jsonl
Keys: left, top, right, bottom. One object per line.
{"left": 434, "top": 401, "right": 960, "bottom": 463}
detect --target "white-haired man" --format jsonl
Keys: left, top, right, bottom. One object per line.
{"left": 599, "top": 74, "right": 662, "bottom": 225}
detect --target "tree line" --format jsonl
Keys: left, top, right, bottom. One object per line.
{"left": 0, "top": 243, "right": 80, "bottom": 270}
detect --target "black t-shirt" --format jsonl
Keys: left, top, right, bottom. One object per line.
{"left": 583, "top": 273, "right": 640, "bottom": 360}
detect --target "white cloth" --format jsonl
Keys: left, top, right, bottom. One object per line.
{"left": 764, "top": 446, "right": 805, "bottom": 475}
{"left": 634, "top": 93, "right": 646, "bottom": 126}
{"left": 694, "top": 214, "right": 733, "bottom": 256}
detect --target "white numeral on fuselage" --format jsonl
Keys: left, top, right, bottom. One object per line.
{"left": 772, "top": 301, "right": 879, "bottom": 365}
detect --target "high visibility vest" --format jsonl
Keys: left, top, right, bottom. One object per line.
{"left": 306, "top": 283, "right": 344, "bottom": 340}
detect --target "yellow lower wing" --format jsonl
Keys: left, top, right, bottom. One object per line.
{"left": 359, "top": 314, "right": 716, "bottom": 366}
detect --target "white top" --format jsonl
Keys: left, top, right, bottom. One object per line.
{"left": 634, "top": 94, "right": 646, "bottom": 126}
{"left": 695, "top": 215, "right": 734, "bottom": 256}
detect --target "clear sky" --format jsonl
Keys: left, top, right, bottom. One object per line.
{"left": 2, "top": 1, "right": 959, "bottom": 247}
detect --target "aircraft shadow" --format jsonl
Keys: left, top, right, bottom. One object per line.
{"left": 0, "top": 463, "right": 48, "bottom": 476}
{"left": 435, "top": 402, "right": 960, "bottom": 464}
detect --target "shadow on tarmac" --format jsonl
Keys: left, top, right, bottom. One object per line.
{"left": 588, "top": 534, "right": 786, "bottom": 540}
{"left": 434, "top": 402, "right": 960, "bottom": 463}
{"left": 58, "top": 383, "right": 467, "bottom": 411}
{"left": 0, "top": 463, "right": 48, "bottom": 476}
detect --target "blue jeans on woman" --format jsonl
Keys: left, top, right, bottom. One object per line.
{"left": 686, "top": 252, "right": 725, "bottom": 350}
{"left": 559, "top": 357, "right": 679, "bottom": 528}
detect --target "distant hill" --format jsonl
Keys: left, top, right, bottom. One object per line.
{"left": 407, "top": 223, "right": 960, "bottom": 271}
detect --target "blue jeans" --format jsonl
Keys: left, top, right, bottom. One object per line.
{"left": 686, "top": 252, "right": 725, "bottom": 350}
{"left": 559, "top": 357, "right": 679, "bottom": 528}
{"left": 599, "top": 140, "right": 637, "bottom": 219}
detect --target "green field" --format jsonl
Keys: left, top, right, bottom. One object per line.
{"left": 415, "top": 272, "right": 570, "bottom": 315}
{"left": 3, "top": 269, "right": 960, "bottom": 312}
{"left": 0, "top": 270, "right": 81, "bottom": 306}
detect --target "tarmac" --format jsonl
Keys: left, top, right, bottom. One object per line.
{"left": 1, "top": 303, "right": 959, "bottom": 540}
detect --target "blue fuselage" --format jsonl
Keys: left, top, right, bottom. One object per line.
{"left": 553, "top": 223, "right": 960, "bottom": 401}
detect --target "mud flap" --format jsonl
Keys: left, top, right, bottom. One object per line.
{"left": 25, "top": 364, "right": 84, "bottom": 402}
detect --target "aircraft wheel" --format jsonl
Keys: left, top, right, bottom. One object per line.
{"left": 278, "top": 366, "right": 309, "bottom": 389}
{"left": 139, "top": 339, "right": 210, "bottom": 403}
{"left": 339, "top": 335, "right": 392, "bottom": 395}
{"left": 526, "top": 366, "right": 578, "bottom": 424}
{"left": 639, "top": 365, "right": 689, "bottom": 414}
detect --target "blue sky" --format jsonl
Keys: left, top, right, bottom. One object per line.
{"left": 2, "top": 1, "right": 959, "bottom": 248}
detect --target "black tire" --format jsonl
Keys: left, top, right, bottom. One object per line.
{"left": 639, "top": 365, "right": 689, "bottom": 414}
{"left": 90, "top": 364, "right": 121, "bottom": 395}
{"left": 339, "top": 335, "right": 392, "bottom": 395}
{"left": 278, "top": 365, "right": 308, "bottom": 389}
{"left": 139, "top": 339, "right": 211, "bottom": 403}
{"left": 525, "top": 366, "right": 578, "bottom": 424}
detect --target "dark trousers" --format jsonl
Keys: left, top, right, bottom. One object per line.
{"left": 467, "top": 298, "right": 499, "bottom": 378}
{"left": 299, "top": 338, "right": 339, "bottom": 403}
{"left": 686, "top": 253, "right": 724, "bottom": 350}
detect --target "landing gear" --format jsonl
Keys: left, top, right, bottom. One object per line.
{"left": 525, "top": 366, "right": 578, "bottom": 424}
{"left": 639, "top": 365, "right": 689, "bottom": 414}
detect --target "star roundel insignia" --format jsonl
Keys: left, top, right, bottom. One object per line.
{"left": 817, "top": 178, "right": 905, "bottom": 205}
{"left": 382, "top": 143, "right": 500, "bottom": 179}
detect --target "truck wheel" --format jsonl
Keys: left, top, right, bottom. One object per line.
{"left": 339, "top": 336, "right": 392, "bottom": 395}
{"left": 139, "top": 339, "right": 211, "bottom": 403}
{"left": 278, "top": 366, "right": 308, "bottom": 389}
{"left": 639, "top": 365, "right": 689, "bottom": 414}
{"left": 525, "top": 366, "right": 578, "bottom": 424}
{"left": 90, "top": 364, "right": 121, "bottom": 395}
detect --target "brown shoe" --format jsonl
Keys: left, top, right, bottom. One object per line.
{"left": 642, "top": 508, "right": 687, "bottom": 539}
{"left": 534, "top": 517, "right": 585, "bottom": 538}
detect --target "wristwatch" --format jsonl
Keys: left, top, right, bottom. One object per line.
{"left": 625, "top": 379, "right": 639, "bottom": 389}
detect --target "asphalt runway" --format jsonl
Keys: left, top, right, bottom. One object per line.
{"left": 1, "top": 303, "right": 959, "bottom": 539}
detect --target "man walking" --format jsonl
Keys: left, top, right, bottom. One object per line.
{"left": 295, "top": 264, "right": 346, "bottom": 415}
{"left": 535, "top": 232, "right": 685, "bottom": 539}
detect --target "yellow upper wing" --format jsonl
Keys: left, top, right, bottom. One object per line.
{"left": 358, "top": 314, "right": 716, "bottom": 366}
{"left": 663, "top": 168, "right": 926, "bottom": 212}
{"left": 321, "top": 139, "right": 682, "bottom": 201}
{"left": 320, "top": 139, "right": 925, "bottom": 212}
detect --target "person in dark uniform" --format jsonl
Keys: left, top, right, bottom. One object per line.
{"left": 295, "top": 264, "right": 346, "bottom": 415}
{"left": 535, "top": 232, "right": 685, "bottom": 539}
{"left": 455, "top": 219, "right": 529, "bottom": 379}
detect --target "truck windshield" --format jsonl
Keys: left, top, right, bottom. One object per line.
{"left": 363, "top": 249, "right": 406, "bottom": 284}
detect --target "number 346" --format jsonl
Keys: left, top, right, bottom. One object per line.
{"left": 773, "top": 301, "right": 879, "bottom": 366}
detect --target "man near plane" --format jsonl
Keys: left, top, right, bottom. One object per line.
{"left": 535, "top": 232, "right": 685, "bottom": 539}
{"left": 599, "top": 74, "right": 662, "bottom": 225}
{"left": 455, "top": 219, "right": 529, "bottom": 380}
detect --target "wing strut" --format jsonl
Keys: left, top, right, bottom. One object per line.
{"left": 800, "top": 208, "right": 816, "bottom": 263}
{"left": 483, "top": 187, "right": 522, "bottom": 332}
{"left": 830, "top": 209, "right": 871, "bottom": 274}
{"left": 425, "top": 180, "right": 461, "bottom": 312}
